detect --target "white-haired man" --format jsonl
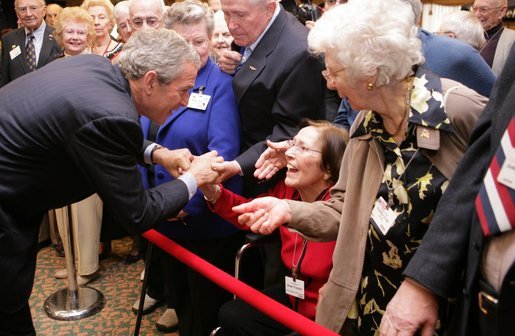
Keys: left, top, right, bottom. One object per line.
{"left": 472, "top": 0, "right": 515, "bottom": 75}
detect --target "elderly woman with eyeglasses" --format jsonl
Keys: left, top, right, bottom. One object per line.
{"left": 200, "top": 120, "right": 348, "bottom": 336}
{"left": 137, "top": 1, "right": 242, "bottom": 335}
{"left": 230, "top": 0, "right": 488, "bottom": 335}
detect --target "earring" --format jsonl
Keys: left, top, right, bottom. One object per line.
{"left": 367, "top": 82, "right": 374, "bottom": 91}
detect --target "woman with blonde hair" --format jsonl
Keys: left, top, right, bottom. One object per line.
{"left": 82, "top": 0, "right": 122, "bottom": 59}
{"left": 53, "top": 6, "right": 96, "bottom": 56}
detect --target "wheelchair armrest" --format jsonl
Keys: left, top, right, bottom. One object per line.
{"left": 244, "top": 232, "right": 279, "bottom": 245}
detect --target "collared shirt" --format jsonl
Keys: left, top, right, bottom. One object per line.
{"left": 25, "top": 21, "right": 46, "bottom": 64}
{"left": 244, "top": 3, "right": 281, "bottom": 58}
{"left": 352, "top": 66, "right": 454, "bottom": 335}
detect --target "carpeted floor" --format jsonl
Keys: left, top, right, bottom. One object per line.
{"left": 30, "top": 237, "right": 179, "bottom": 335}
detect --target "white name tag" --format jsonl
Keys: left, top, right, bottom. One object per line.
{"left": 10, "top": 46, "right": 21, "bottom": 60}
{"left": 498, "top": 154, "right": 515, "bottom": 190}
{"left": 371, "top": 196, "right": 397, "bottom": 235}
{"left": 285, "top": 276, "right": 305, "bottom": 299}
{"left": 187, "top": 92, "right": 211, "bottom": 110}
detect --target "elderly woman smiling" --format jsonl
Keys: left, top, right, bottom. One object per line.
{"left": 201, "top": 120, "right": 348, "bottom": 336}
{"left": 53, "top": 6, "right": 95, "bottom": 56}
{"left": 231, "top": 0, "right": 488, "bottom": 334}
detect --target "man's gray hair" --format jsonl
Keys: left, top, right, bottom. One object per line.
{"left": 115, "top": 28, "right": 200, "bottom": 84}
{"left": 15, "top": 0, "right": 46, "bottom": 7}
{"left": 164, "top": 0, "right": 215, "bottom": 36}
{"left": 114, "top": 0, "right": 130, "bottom": 19}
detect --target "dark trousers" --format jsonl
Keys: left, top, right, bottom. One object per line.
{"left": 218, "top": 284, "right": 294, "bottom": 336}
{"left": 163, "top": 233, "right": 244, "bottom": 336}
{"left": 0, "top": 303, "right": 35, "bottom": 336}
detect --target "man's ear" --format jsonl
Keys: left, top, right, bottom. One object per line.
{"left": 265, "top": 0, "right": 277, "bottom": 19}
{"left": 143, "top": 71, "right": 158, "bottom": 95}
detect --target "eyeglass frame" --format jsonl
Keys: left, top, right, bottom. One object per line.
{"left": 470, "top": 5, "right": 503, "bottom": 15}
{"left": 287, "top": 139, "right": 322, "bottom": 155}
{"left": 130, "top": 16, "right": 162, "bottom": 28}
{"left": 322, "top": 67, "right": 345, "bottom": 82}
{"left": 186, "top": 38, "right": 210, "bottom": 48}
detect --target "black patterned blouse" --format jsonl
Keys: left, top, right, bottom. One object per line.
{"left": 352, "top": 66, "right": 455, "bottom": 335}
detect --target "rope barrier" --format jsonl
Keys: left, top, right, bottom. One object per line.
{"left": 142, "top": 229, "right": 339, "bottom": 336}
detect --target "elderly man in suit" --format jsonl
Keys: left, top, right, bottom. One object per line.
{"left": 0, "top": 0, "right": 61, "bottom": 87}
{"left": 0, "top": 28, "right": 221, "bottom": 335}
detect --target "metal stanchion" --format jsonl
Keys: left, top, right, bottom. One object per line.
{"left": 44, "top": 205, "right": 105, "bottom": 320}
{"left": 133, "top": 242, "right": 154, "bottom": 336}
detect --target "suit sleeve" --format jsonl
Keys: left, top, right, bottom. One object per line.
{"left": 67, "top": 116, "right": 189, "bottom": 234}
{"left": 236, "top": 52, "right": 325, "bottom": 174}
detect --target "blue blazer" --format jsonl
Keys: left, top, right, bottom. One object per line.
{"left": 140, "top": 59, "right": 242, "bottom": 239}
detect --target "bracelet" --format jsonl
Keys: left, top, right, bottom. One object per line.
{"left": 204, "top": 184, "right": 221, "bottom": 204}
{"left": 150, "top": 145, "right": 163, "bottom": 164}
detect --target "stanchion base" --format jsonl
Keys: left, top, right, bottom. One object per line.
{"left": 44, "top": 287, "right": 105, "bottom": 321}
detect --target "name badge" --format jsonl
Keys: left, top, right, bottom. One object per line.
{"left": 371, "top": 196, "right": 397, "bottom": 235}
{"left": 498, "top": 153, "right": 515, "bottom": 190}
{"left": 187, "top": 92, "right": 211, "bottom": 110}
{"left": 285, "top": 276, "right": 305, "bottom": 299}
{"left": 10, "top": 46, "right": 21, "bottom": 60}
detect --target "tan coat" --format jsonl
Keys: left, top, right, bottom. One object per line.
{"left": 286, "top": 79, "right": 488, "bottom": 332}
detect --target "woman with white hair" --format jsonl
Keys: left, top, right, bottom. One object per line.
{"left": 230, "top": 0, "right": 487, "bottom": 334}
{"left": 437, "top": 10, "right": 486, "bottom": 50}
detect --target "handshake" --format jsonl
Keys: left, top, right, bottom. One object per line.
{"left": 151, "top": 146, "right": 242, "bottom": 187}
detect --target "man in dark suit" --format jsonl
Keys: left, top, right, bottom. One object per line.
{"left": 0, "top": 29, "right": 220, "bottom": 335}
{"left": 215, "top": 0, "right": 326, "bottom": 194}
{"left": 380, "top": 45, "right": 515, "bottom": 336}
{"left": 1, "top": 0, "right": 61, "bottom": 87}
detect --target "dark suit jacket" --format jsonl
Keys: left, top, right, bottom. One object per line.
{"left": 0, "top": 24, "right": 61, "bottom": 87}
{"left": 404, "top": 45, "right": 515, "bottom": 335}
{"left": 233, "top": 8, "right": 326, "bottom": 185}
{"left": 0, "top": 55, "right": 190, "bottom": 314}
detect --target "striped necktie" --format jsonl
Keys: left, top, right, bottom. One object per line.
{"left": 475, "top": 116, "right": 515, "bottom": 236}
{"left": 26, "top": 32, "right": 36, "bottom": 71}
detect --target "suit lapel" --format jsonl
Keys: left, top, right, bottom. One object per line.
{"left": 38, "top": 26, "right": 55, "bottom": 68}
{"left": 233, "top": 9, "right": 288, "bottom": 105}
{"left": 15, "top": 29, "right": 31, "bottom": 74}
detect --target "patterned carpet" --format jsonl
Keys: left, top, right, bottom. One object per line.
{"left": 30, "top": 237, "right": 179, "bottom": 335}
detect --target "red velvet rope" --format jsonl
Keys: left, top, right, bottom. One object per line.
{"left": 143, "top": 229, "right": 339, "bottom": 336}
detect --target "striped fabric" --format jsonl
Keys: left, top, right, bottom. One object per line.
{"left": 475, "top": 117, "right": 515, "bottom": 236}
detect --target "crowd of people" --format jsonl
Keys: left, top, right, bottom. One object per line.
{"left": 0, "top": 0, "right": 514, "bottom": 335}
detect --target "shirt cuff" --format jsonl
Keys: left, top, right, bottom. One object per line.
{"left": 178, "top": 172, "right": 197, "bottom": 199}
{"left": 234, "top": 160, "right": 244, "bottom": 176}
{"left": 143, "top": 143, "right": 160, "bottom": 165}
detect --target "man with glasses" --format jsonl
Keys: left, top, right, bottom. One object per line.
{"left": 472, "top": 0, "right": 515, "bottom": 75}
{"left": 1, "top": 0, "right": 60, "bottom": 87}
{"left": 128, "top": 0, "right": 164, "bottom": 31}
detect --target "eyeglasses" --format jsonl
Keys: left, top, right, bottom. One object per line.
{"left": 471, "top": 5, "right": 502, "bottom": 14}
{"left": 16, "top": 5, "right": 42, "bottom": 14}
{"left": 287, "top": 139, "right": 322, "bottom": 155}
{"left": 187, "top": 38, "right": 209, "bottom": 48}
{"left": 322, "top": 67, "right": 345, "bottom": 81}
{"left": 131, "top": 16, "right": 161, "bottom": 28}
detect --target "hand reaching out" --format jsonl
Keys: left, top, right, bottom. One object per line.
{"left": 188, "top": 151, "right": 224, "bottom": 186}
{"left": 153, "top": 147, "right": 194, "bottom": 178}
{"left": 254, "top": 139, "right": 290, "bottom": 181}
{"left": 232, "top": 197, "right": 291, "bottom": 234}
{"left": 379, "top": 278, "right": 438, "bottom": 336}
{"left": 211, "top": 160, "right": 241, "bottom": 184}
{"left": 218, "top": 50, "right": 242, "bottom": 75}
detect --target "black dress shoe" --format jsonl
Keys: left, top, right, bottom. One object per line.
{"left": 124, "top": 253, "right": 140, "bottom": 264}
